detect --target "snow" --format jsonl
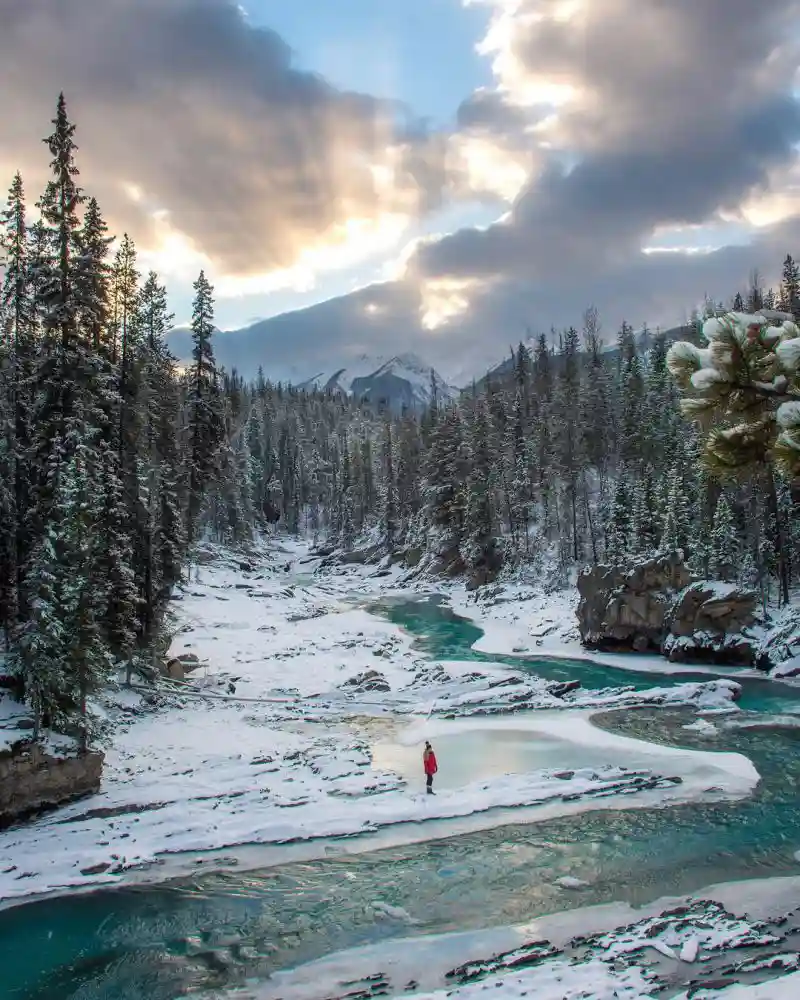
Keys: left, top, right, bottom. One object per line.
{"left": 772, "top": 654, "right": 800, "bottom": 678}
{"left": 777, "top": 399, "right": 800, "bottom": 427}
{"left": 296, "top": 352, "right": 457, "bottom": 407}
{"left": 0, "top": 544, "right": 761, "bottom": 905}
{"left": 553, "top": 875, "right": 589, "bottom": 890}
{"left": 776, "top": 337, "right": 800, "bottom": 372}
{"left": 683, "top": 718, "right": 719, "bottom": 736}
{"left": 399, "top": 958, "right": 659, "bottom": 999}
{"left": 691, "top": 367, "right": 729, "bottom": 389}
{"left": 226, "top": 878, "right": 800, "bottom": 1000}
{"left": 445, "top": 583, "right": 751, "bottom": 680}
{"left": 680, "top": 937, "right": 699, "bottom": 963}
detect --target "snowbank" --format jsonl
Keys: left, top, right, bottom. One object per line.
{"left": 224, "top": 876, "right": 800, "bottom": 1000}
{"left": 0, "top": 543, "right": 759, "bottom": 904}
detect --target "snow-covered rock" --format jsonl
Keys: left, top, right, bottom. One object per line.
{"left": 663, "top": 581, "right": 758, "bottom": 665}
{"left": 576, "top": 552, "right": 693, "bottom": 653}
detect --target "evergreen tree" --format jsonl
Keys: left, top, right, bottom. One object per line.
{"left": 779, "top": 254, "right": 800, "bottom": 319}
{"left": 16, "top": 445, "right": 109, "bottom": 746}
{"left": 709, "top": 494, "right": 741, "bottom": 582}
{"left": 605, "top": 474, "right": 632, "bottom": 562}
{"left": 0, "top": 172, "right": 34, "bottom": 633}
{"left": 185, "top": 270, "right": 222, "bottom": 547}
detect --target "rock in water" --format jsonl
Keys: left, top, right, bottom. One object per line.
{"left": 576, "top": 551, "right": 692, "bottom": 652}
{"left": 663, "top": 581, "right": 758, "bottom": 665}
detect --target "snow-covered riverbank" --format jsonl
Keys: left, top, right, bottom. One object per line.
{"left": 0, "top": 542, "right": 756, "bottom": 904}
{"left": 199, "top": 874, "right": 800, "bottom": 1000}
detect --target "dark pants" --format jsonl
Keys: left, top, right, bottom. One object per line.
{"left": 426, "top": 773, "right": 433, "bottom": 792}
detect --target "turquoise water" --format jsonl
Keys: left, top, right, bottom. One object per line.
{"left": 3, "top": 597, "right": 800, "bottom": 999}
{"left": 375, "top": 594, "right": 800, "bottom": 716}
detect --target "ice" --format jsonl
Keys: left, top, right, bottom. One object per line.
{"left": 0, "top": 542, "right": 760, "bottom": 905}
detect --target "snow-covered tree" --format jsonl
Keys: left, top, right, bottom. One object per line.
{"left": 709, "top": 494, "right": 741, "bottom": 583}
{"left": 185, "top": 270, "right": 223, "bottom": 547}
{"left": 667, "top": 310, "right": 800, "bottom": 488}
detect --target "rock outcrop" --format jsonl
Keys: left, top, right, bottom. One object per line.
{"left": 755, "top": 605, "right": 800, "bottom": 675}
{"left": 577, "top": 553, "right": 762, "bottom": 665}
{"left": 663, "top": 582, "right": 759, "bottom": 665}
{"left": 340, "top": 670, "right": 391, "bottom": 693}
{"left": 576, "top": 552, "right": 692, "bottom": 652}
{"left": 0, "top": 741, "right": 103, "bottom": 827}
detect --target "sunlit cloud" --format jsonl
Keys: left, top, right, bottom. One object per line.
{"left": 420, "top": 276, "right": 484, "bottom": 329}
{"left": 451, "top": 133, "right": 531, "bottom": 201}
{"left": 138, "top": 207, "right": 413, "bottom": 300}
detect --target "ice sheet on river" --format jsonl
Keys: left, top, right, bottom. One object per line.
{"left": 214, "top": 877, "right": 800, "bottom": 1000}
{"left": 0, "top": 544, "right": 757, "bottom": 904}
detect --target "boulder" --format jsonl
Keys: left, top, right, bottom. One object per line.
{"left": 576, "top": 551, "right": 692, "bottom": 652}
{"left": 0, "top": 742, "right": 104, "bottom": 827}
{"left": 662, "top": 582, "right": 759, "bottom": 665}
{"left": 755, "top": 604, "right": 800, "bottom": 673}
{"left": 340, "top": 670, "right": 391, "bottom": 693}
{"left": 164, "top": 659, "right": 185, "bottom": 680}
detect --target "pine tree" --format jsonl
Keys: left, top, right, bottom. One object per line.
{"left": 668, "top": 311, "right": 800, "bottom": 491}
{"left": 28, "top": 94, "right": 98, "bottom": 613}
{"left": 96, "top": 441, "right": 139, "bottom": 660}
{"left": 461, "top": 396, "right": 498, "bottom": 580}
{"left": 0, "top": 172, "right": 34, "bottom": 633}
{"left": 709, "top": 494, "right": 741, "bottom": 582}
{"left": 76, "top": 197, "right": 113, "bottom": 355}
{"left": 631, "top": 467, "right": 660, "bottom": 555}
{"left": 660, "top": 464, "right": 690, "bottom": 556}
{"left": 779, "top": 254, "right": 800, "bottom": 319}
{"left": 16, "top": 444, "right": 110, "bottom": 746}
{"left": 185, "top": 270, "right": 222, "bottom": 548}
{"left": 380, "top": 419, "right": 398, "bottom": 549}
{"left": 605, "top": 474, "right": 632, "bottom": 562}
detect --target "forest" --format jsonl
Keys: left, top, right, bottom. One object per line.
{"left": 1, "top": 97, "right": 799, "bottom": 746}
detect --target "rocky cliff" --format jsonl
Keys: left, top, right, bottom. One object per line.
{"left": 0, "top": 740, "right": 103, "bottom": 828}
{"left": 576, "top": 552, "right": 761, "bottom": 665}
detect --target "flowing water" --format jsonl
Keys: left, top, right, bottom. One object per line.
{"left": 3, "top": 596, "right": 800, "bottom": 1000}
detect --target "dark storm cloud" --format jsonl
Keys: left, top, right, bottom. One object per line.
{"left": 415, "top": 0, "right": 800, "bottom": 283}
{"left": 0, "top": 0, "right": 446, "bottom": 274}
{"left": 215, "top": 0, "right": 800, "bottom": 381}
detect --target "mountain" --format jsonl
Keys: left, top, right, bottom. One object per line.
{"left": 166, "top": 320, "right": 455, "bottom": 414}
{"left": 298, "top": 352, "right": 456, "bottom": 414}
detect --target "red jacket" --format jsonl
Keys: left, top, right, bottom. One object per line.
{"left": 424, "top": 750, "right": 438, "bottom": 775}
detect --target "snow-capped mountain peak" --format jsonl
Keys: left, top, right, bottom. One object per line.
{"left": 298, "top": 353, "right": 455, "bottom": 414}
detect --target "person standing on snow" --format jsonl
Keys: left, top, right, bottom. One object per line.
{"left": 423, "top": 741, "right": 438, "bottom": 794}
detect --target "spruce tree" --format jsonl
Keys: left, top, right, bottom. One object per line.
{"left": 186, "top": 270, "right": 222, "bottom": 548}
{"left": 0, "top": 172, "right": 34, "bottom": 632}
{"left": 709, "top": 494, "right": 741, "bottom": 583}
{"left": 780, "top": 254, "right": 800, "bottom": 319}
{"left": 16, "top": 444, "right": 109, "bottom": 746}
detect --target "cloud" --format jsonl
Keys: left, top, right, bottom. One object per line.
{"left": 201, "top": 0, "right": 800, "bottom": 381}
{"left": 419, "top": 0, "right": 800, "bottom": 282}
{"left": 6, "top": 0, "right": 800, "bottom": 382}
{"left": 0, "top": 0, "right": 449, "bottom": 279}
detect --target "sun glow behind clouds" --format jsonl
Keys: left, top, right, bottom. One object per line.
{"left": 420, "top": 276, "right": 482, "bottom": 329}
{"left": 136, "top": 203, "right": 412, "bottom": 299}
{"left": 471, "top": 0, "right": 583, "bottom": 109}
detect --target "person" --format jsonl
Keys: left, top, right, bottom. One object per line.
{"left": 423, "top": 741, "right": 438, "bottom": 794}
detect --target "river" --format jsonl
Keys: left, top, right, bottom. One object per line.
{"left": 2, "top": 595, "right": 800, "bottom": 999}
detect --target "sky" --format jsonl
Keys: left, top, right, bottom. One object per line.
{"left": 3, "top": 0, "right": 800, "bottom": 383}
